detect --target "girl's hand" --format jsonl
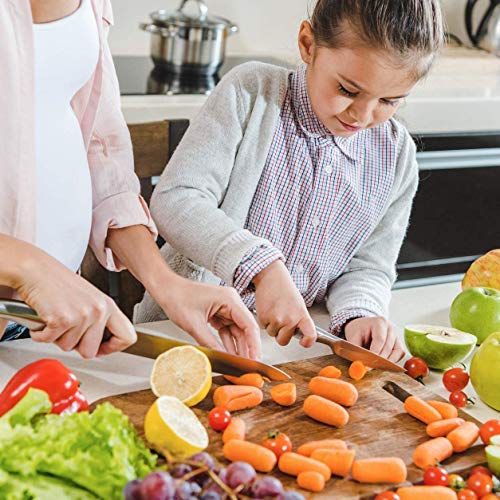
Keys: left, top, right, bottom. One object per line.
{"left": 344, "top": 317, "right": 405, "bottom": 362}
{"left": 159, "top": 279, "right": 262, "bottom": 360}
{"left": 253, "top": 260, "right": 317, "bottom": 348}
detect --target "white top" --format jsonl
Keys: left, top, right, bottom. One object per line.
{"left": 33, "top": 0, "right": 99, "bottom": 272}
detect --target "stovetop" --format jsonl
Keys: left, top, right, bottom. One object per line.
{"left": 113, "top": 55, "right": 294, "bottom": 96}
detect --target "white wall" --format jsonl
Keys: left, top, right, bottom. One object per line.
{"left": 109, "top": 0, "right": 480, "bottom": 56}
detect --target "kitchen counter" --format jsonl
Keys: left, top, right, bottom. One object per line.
{"left": 0, "top": 281, "right": 498, "bottom": 422}
{"left": 120, "top": 46, "right": 500, "bottom": 135}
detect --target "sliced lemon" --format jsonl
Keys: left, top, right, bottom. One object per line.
{"left": 150, "top": 345, "right": 212, "bottom": 406}
{"left": 144, "top": 396, "right": 209, "bottom": 457}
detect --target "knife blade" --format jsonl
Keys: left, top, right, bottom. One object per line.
{"left": 0, "top": 298, "right": 290, "bottom": 381}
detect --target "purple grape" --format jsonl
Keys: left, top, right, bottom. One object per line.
{"left": 217, "top": 468, "right": 227, "bottom": 484}
{"left": 200, "top": 493, "right": 221, "bottom": 500}
{"left": 225, "top": 461, "right": 257, "bottom": 489}
{"left": 174, "top": 481, "right": 201, "bottom": 500}
{"left": 140, "top": 471, "right": 175, "bottom": 500}
{"left": 189, "top": 452, "right": 215, "bottom": 470}
{"left": 123, "top": 479, "right": 142, "bottom": 500}
{"left": 252, "top": 476, "right": 284, "bottom": 497}
{"left": 279, "top": 491, "right": 306, "bottom": 500}
{"left": 171, "top": 464, "right": 193, "bottom": 478}
{"left": 202, "top": 480, "right": 224, "bottom": 496}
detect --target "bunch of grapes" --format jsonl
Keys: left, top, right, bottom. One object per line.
{"left": 124, "top": 451, "right": 305, "bottom": 499}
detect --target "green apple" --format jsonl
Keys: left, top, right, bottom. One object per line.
{"left": 450, "top": 287, "right": 500, "bottom": 344}
{"left": 485, "top": 434, "right": 500, "bottom": 476}
{"left": 404, "top": 325, "right": 476, "bottom": 370}
{"left": 470, "top": 331, "right": 500, "bottom": 411}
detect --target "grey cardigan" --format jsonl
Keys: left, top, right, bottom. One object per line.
{"left": 134, "top": 62, "right": 418, "bottom": 324}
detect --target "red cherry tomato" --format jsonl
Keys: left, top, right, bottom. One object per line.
{"left": 458, "top": 490, "right": 478, "bottom": 500}
{"left": 449, "top": 390, "right": 468, "bottom": 408}
{"left": 207, "top": 407, "right": 231, "bottom": 432}
{"left": 443, "top": 367, "right": 470, "bottom": 392}
{"left": 262, "top": 430, "right": 292, "bottom": 459}
{"left": 449, "top": 473, "right": 466, "bottom": 490}
{"left": 469, "top": 466, "right": 493, "bottom": 478}
{"left": 479, "top": 419, "right": 500, "bottom": 445}
{"left": 466, "top": 473, "right": 493, "bottom": 496}
{"left": 375, "top": 493, "right": 400, "bottom": 500}
{"left": 423, "top": 466, "right": 449, "bottom": 486}
{"left": 404, "top": 357, "right": 429, "bottom": 380}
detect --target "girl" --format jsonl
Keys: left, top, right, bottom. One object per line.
{"left": 0, "top": 0, "right": 261, "bottom": 360}
{"left": 136, "top": 0, "right": 445, "bottom": 362}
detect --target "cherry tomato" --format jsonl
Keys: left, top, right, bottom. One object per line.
{"left": 443, "top": 367, "right": 470, "bottom": 392}
{"left": 469, "top": 466, "right": 493, "bottom": 478}
{"left": 479, "top": 420, "right": 500, "bottom": 445}
{"left": 423, "top": 466, "right": 449, "bottom": 486}
{"left": 404, "top": 357, "right": 429, "bottom": 381}
{"left": 449, "top": 473, "right": 466, "bottom": 490}
{"left": 262, "top": 430, "right": 292, "bottom": 459}
{"left": 458, "top": 490, "right": 478, "bottom": 500}
{"left": 449, "top": 390, "right": 469, "bottom": 408}
{"left": 375, "top": 493, "right": 400, "bottom": 500}
{"left": 207, "top": 407, "right": 231, "bottom": 432}
{"left": 467, "top": 473, "right": 493, "bottom": 497}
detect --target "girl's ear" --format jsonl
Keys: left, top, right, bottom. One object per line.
{"left": 298, "top": 21, "right": 315, "bottom": 64}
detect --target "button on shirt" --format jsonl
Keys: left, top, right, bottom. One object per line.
{"left": 233, "top": 64, "right": 396, "bottom": 334}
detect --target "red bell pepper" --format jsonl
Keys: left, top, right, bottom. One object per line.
{"left": 0, "top": 358, "right": 89, "bottom": 416}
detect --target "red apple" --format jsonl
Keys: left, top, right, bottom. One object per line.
{"left": 462, "top": 249, "right": 500, "bottom": 290}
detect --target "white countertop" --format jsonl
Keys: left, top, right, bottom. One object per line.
{"left": 120, "top": 46, "right": 500, "bottom": 135}
{"left": 0, "top": 281, "right": 498, "bottom": 422}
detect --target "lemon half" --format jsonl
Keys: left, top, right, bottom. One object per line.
{"left": 150, "top": 345, "right": 212, "bottom": 406}
{"left": 144, "top": 396, "right": 209, "bottom": 457}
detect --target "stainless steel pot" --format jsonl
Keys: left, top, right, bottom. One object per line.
{"left": 140, "top": 0, "right": 238, "bottom": 75}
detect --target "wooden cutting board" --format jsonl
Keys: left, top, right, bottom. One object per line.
{"left": 93, "top": 354, "right": 486, "bottom": 499}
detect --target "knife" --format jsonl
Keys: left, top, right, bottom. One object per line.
{"left": 0, "top": 299, "right": 290, "bottom": 381}
{"left": 295, "top": 326, "right": 405, "bottom": 372}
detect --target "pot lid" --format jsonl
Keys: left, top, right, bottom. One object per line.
{"left": 150, "top": 0, "right": 236, "bottom": 29}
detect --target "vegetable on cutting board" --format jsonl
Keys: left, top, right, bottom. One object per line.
{"left": 310, "top": 448, "right": 356, "bottom": 477}
{"left": 413, "top": 437, "right": 453, "bottom": 469}
{"left": 308, "top": 376, "right": 359, "bottom": 406}
{"left": 404, "top": 395, "right": 442, "bottom": 424}
{"left": 303, "top": 394, "right": 349, "bottom": 427}
{"left": 278, "top": 452, "right": 331, "bottom": 481}
{"left": 222, "top": 439, "right": 277, "bottom": 473}
{"left": 297, "top": 470, "right": 325, "bottom": 492}
{"left": 426, "top": 400, "right": 458, "bottom": 420}
{"left": 270, "top": 383, "right": 297, "bottom": 406}
{"left": 222, "top": 416, "right": 246, "bottom": 443}
{"left": 396, "top": 486, "right": 458, "bottom": 499}
{"left": 223, "top": 373, "right": 264, "bottom": 389}
{"left": 446, "top": 421, "right": 480, "bottom": 453}
{"left": 348, "top": 360, "right": 371, "bottom": 381}
{"left": 318, "top": 365, "right": 341, "bottom": 379}
{"left": 213, "top": 385, "right": 263, "bottom": 412}
{"left": 297, "top": 439, "right": 348, "bottom": 457}
{"left": 351, "top": 457, "right": 407, "bottom": 484}
{"left": 426, "top": 418, "right": 465, "bottom": 438}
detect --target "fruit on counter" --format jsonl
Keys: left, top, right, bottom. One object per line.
{"left": 297, "top": 438, "right": 348, "bottom": 457}
{"left": 213, "top": 384, "right": 263, "bottom": 412}
{"left": 222, "top": 416, "right": 246, "bottom": 443}
{"left": 0, "top": 388, "right": 156, "bottom": 500}
{"left": 296, "top": 470, "right": 326, "bottom": 492}
{"left": 426, "top": 418, "right": 465, "bottom": 438}
{"left": 223, "top": 373, "right": 264, "bottom": 388}
{"left": 469, "top": 465, "right": 493, "bottom": 478}
{"left": 427, "top": 400, "right": 459, "bottom": 419}
{"left": 225, "top": 460, "right": 257, "bottom": 488}
{"left": 470, "top": 332, "right": 500, "bottom": 411}
{"left": 448, "top": 473, "right": 466, "bottom": 490}
{"left": 480, "top": 419, "right": 500, "bottom": 445}
{"left": 443, "top": 367, "right": 470, "bottom": 392}
{"left": 207, "top": 407, "right": 231, "bottom": 432}
{"left": 404, "top": 325, "right": 476, "bottom": 369}
{"left": 278, "top": 452, "right": 331, "bottom": 481}
{"left": 262, "top": 430, "right": 293, "bottom": 459}
{"left": 270, "top": 382, "right": 297, "bottom": 406}
{"left": 450, "top": 287, "right": 500, "bottom": 345}
{"left": 222, "top": 439, "right": 277, "bottom": 473}
{"left": 423, "top": 466, "right": 449, "bottom": 486}
{"left": 144, "top": 395, "right": 209, "bottom": 457}
{"left": 462, "top": 249, "right": 500, "bottom": 290}
{"left": 396, "top": 486, "right": 458, "bottom": 499}
{"left": 303, "top": 394, "right": 349, "bottom": 427}
{"left": 446, "top": 421, "right": 480, "bottom": 453}
{"left": 351, "top": 457, "right": 407, "bottom": 484}
{"left": 348, "top": 360, "right": 371, "bottom": 381}
{"left": 308, "top": 376, "right": 359, "bottom": 406}
{"left": 404, "top": 356, "right": 429, "bottom": 381}
{"left": 486, "top": 435, "right": 500, "bottom": 476}
{"left": 310, "top": 448, "right": 356, "bottom": 477}
{"left": 466, "top": 472, "right": 493, "bottom": 496}
{"left": 404, "top": 395, "right": 442, "bottom": 424}
{"left": 0, "top": 358, "right": 88, "bottom": 416}
{"left": 413, "top": 437, "right": 453, "bottom": 469}
{"left": 449, "top": 390, "right": 474, "bottom": 408}
{"left": 318, "top": 365, "right": 341, "bottom": 378}
{"left": 150, "top": 345, "right": 212, "bottom": 406}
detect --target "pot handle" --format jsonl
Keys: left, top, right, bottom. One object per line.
{"left": 177, "top": 0, "right": 208, "bottom": 20}
{"left": 139, "top": 22, "right": 179, "bottom": 38}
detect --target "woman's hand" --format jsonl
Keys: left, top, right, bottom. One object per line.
{"left": 344, "top": 316, "right": 405, "bottom": 362}
{"left": 253, "top": 260, "right": 317, "bottom": 348}
{"left": 158, "top": 278, "right": 262, "bottom": 360}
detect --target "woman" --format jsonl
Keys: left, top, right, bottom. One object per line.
{"left": 0, "top": 0, "right": 261, "bottom": 360}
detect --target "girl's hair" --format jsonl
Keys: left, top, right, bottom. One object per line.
{"left": 310, "top": 0, "right": 445, "bottom": 78}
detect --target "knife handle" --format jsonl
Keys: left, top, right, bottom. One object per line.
{"left": 294, "top": 327, "right": 340, "bottom": 348}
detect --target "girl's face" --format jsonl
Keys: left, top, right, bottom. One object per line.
{"left": 298, "top": 22, "right": 418, "bottom": 138}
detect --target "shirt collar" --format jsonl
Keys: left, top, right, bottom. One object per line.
{"left": 290, "top": 64, "right": 362, "bottom": 163}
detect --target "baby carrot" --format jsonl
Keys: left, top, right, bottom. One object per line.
{"left": 351, "top": 457, "right": 407, "bottom": 484}
{"left": 297, "top": 471, "right": 325, "bottom": 492}
{"left": 303, "top": 395, "right": 349, "bottom": 427}
{"left": 413, "top": 437, "right": 453, "bottom": 469}
{"left": 213, "top": 385, "right": 263, "bottom": 412}
{"left": 308, "top": 377, "right": 359, "bottom": 407}
{"left": 223, "top": 439, "right": 276, "bottom": 473}
{"left": 223, "top": 373, "right": 264, "bottom": 389}
{"left": 404, "top": 395, "right": 442, "bottom": 424}
{"left": 278, "top": 452, "right": 331, "bottom": 481}
{"left": 426, "top": 418, "right": 465, "bottom": 438}
{"left": 396, "top": 486, "right": 458, "bottom": 500}
{"left": 311, "top": 448, "right": 355, "bottom": 477}
{"left": 427, "top": 400, "right": 458, "bottom": 419}
{"left": 297, "top": 439, "right": 348, "bottom": 457}
{"left": 222, "top": 417, "right": 246, "bottom": 444}
{"left": 348, "top": 361, "right": 370, "bottom": 381}
{"left": 270, "top": 383, "right": 296, "bottom": 406}
{"left": 318, "top": 365, "right": 341, "bottom": 379}
{"left": 446, "top": 421, "right": 480, "bottom": 452}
